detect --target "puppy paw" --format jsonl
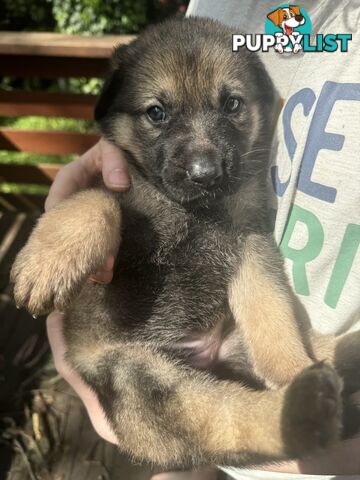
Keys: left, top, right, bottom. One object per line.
{"left": 11, "top": 236, "right": 88, "bottom": 315}
{"left": 282, "top": 362, "right": 343, "bottom": 458}
{"left": 11, "top": 190, "right": 121, "bottom": 316}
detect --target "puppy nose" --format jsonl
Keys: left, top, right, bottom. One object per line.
{"left": 295, "top": 14, "right": 303, "bottom": 21}
{"left": 186, "top": 157, "right": 223, "bottom": 187}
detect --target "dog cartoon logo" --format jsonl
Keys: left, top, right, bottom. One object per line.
{"left": 266, "top": 4, "right": 309, "bottom": 53}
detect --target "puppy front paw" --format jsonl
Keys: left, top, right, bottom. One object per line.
{"left": 11, "top": 235, "right": 89, "bottom": 315}
{"left": 282, "top": 362, "right": 343, "bottom": 458}
{"left": 11, "top": 190, "right": 121, "bottom": 316}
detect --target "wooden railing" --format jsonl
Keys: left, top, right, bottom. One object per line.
{"left": 0, "top": 31, "right": 135, "bottom": 212}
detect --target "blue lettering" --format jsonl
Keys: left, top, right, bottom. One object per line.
{"left": 298, "top": 81, "right": 360, "bottom": 202}
{"left": 271, "top": 88, "right": 316, "bottom": 197}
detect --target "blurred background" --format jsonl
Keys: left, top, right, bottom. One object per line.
{"left": 0, "top": 2, "right": 189, "bottom": 479}
{"left": 0, "top": 0, "right": 189, "bottom": 176}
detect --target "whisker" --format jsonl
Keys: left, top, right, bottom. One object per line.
{"left": 238, "top": 148, "right": 268, "bottom": 158}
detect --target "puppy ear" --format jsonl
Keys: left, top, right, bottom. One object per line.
{"left": 289, "top": 5, "right": 301, "bottom": 16}
{"left": 94, "top": 44, "right": 129, "bottom": 123}
{"left": 267, "top": 8, "right": 282, "bottom": 26}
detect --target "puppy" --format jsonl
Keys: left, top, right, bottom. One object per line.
{"left": 267, "top": 5, "right": 305, "bottom": 53}
{"left": 11, "top": 17, "right": 360, "bottom": 470}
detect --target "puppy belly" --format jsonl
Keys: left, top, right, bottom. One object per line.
{"left": 172, "top": 321, "right": 223, "bottom": 369}
{"left": 170, "top": 320, "right": 254, "bottom": 378}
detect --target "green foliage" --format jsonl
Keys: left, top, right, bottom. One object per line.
{"left": 66, "top": 78, "right": 103, "bottom": 95}
{"left": 51, "top": 0, "right": 189, "bottom": 35}
{"left": 0, "top": 0, "right": 189, "bottom": 94}
{"left": 0, "top": 0, "right": 189, "bottom": 36}
{"left": 0, "top": 150, "right": 73, "bottom": 165}
{"left": 52, "top": 0, "right": 147, "bottom": 35}
{"left": 0, "top": 182, "right": 50, "bottom": 195}
{"left": 0, "top": 116, "right": 96, "bottom": 133}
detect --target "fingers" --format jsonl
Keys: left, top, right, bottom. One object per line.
{"left": 45, "top": 139, "right": 123, "bottom": 443}
{"left": 46, "top": 312, "right": 118, "bottom": 444}
{"left": 45, "top": 140, "right": 118, "bottom": 291}
{"left": 45, "top": 138, "right": 130, "bottom": 211}
{"left": 45, "top": 158, "right": 89, "bottom": 211}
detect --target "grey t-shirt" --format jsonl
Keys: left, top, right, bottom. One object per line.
{"left": 187, "top": 0, "right": 360, "bottom": 478}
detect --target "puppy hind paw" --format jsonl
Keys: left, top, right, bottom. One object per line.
{"left": 282, "top": 362, "right": 343, "bottom": 458}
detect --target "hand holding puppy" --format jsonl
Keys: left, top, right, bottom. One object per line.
{"left": 46, "top": 138, "right": 128, "bottom": 444}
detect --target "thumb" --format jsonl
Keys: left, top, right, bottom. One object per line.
{"left": 100, "top": 139, "right": 130, "bottom": 191}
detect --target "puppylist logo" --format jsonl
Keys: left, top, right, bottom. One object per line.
{"left": 266, "top": 4, "right": 310, "bottom": 54}
{"left": 233, "top": 4, "right": 352, "bottom": 54}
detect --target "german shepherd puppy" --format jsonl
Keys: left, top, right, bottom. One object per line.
{"left": 11, "top": 17, "right": 360, "bottom": 469}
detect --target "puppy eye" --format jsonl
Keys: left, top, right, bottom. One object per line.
{"left": 224, "top": 97, "right": 243, "bottom": 114}
{"left": 146, "top": 105, "right": 166, "bottom": 123}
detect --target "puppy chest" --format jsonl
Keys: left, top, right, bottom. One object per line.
{"left": 117, "top": 254, "right": 228, "bottom": 308}
{"left": 116, "top": 237, "right": 237, "bottom": 332}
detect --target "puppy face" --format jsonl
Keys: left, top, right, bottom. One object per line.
{"left": 96, "top": 17, "right": 275, "bottom": 205}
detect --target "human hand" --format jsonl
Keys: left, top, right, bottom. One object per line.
{"left": 45, "top": 137, "right": 130, "bottom": 210}
{"left": 45, "top": 138, "right": 129, "bottom": 442}
{"left": 47, "top": 311, "right": 118, "bottom": 443}
{"left": 46, "top": 137, "right": 129, "bottom": 281}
